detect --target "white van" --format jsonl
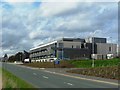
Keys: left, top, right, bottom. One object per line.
{"left": 24, "top": 59, "right": 30, "bottom": 63}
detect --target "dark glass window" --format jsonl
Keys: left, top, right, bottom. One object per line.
{"left": 109, "top": 47, "right": 111, "bottom": 51}
{"left": 72, "top": 45, "right": 73, "bottom": 48}
{"left": 76, "top": 45, "right": 80, "bottom": 48}
{"left": 59, "top": 43, "right": 64, "bottom": 48}
{"left": 81, "top": 44, "right": 84, "bottom": 48}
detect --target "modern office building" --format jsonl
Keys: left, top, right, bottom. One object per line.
{"left": 30, "top": 37, "right": 118, "bottom": 62}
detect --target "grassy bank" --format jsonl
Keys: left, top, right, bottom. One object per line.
{"left": 2, "top": 68, "right": 34, "bottom": 89}
{"left": 22, "top": 58, "right": 120, "bottom": 80}
{"left": 68, "top": 58, "right": 119, "bottom": 68}
{"left": 0, "top": 68, "right": 2, "bottom": 89}
{"left": 67, "top": 66, "right": 120, "bottom": 80}
{"left": 23, "top": 61, "right": 74, "bottom": 68}
{"left": 23, "top": 58, "right": 119, "bottom": 68}
{"left": 0, "top": 68, "right": 1, "bottom": 74}
{"left": 67, "top": 58, "right": 120, "bottom": 80}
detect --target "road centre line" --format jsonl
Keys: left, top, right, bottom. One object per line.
{"left": 67, "top": 83, "right": 73, "bottom": 86}
{"left": 15, "top": 64, "right": 118, "bottom": 86}
{"left": 64, "top": 82, "right": 73, "bottom": 86}
{"left": 33, "top": 73, "right": 37, "bottom": 75}
{"left": 43, "top": 70, "right": 118, "bottom": 86}
{"left": 43, "top": 76, "right": 49, "bottom": 79}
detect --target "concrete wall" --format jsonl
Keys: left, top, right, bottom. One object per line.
{"left": 30, "top": 39, "right": 88, "bottom": 61}
{"left": 96, "top": 43, "right": 117, "bottom": 57}
{"left": 63, "top": 48, "right": 91, "bottom": 60}
{"left": 57, "top": 40, "right": 82, "bottom": 48}
{"left": 30, "top": 38, "right": 118, "bottom": 61}
{"left": 30, "top": 43, "right": 56, "bottom": 60}
{"left": 86, "top": 37, "right": 106, "bottom": 43}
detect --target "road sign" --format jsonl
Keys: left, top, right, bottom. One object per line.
{"left": 55, "top": 60, "right": 60, "bottom": 64}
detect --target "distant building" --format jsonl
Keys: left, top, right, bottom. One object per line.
{"left": 30, "top": 37, "right": 118, "bottom": 62}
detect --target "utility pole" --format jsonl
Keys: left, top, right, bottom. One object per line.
{"left": 62, "top": 47, "right": 64, "bottom": 60}
{"left": 92, "top": 37, "right": 95, "bottom": 67}
{"left": 91, "top": 30, "right": 101, "bottom": 68}
{"left": 110, "top": 37, "right": 113, "bottom": 58}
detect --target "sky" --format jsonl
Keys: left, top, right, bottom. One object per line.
{"left": 0, "top": 0, "right": 118, "bottom": 56}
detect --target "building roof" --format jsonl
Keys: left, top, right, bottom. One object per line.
{"left": 30, "top": 40, "right": 57, "bottom": 51}
{"left": 30, "top": 37, "right": 85, "bottom": 51}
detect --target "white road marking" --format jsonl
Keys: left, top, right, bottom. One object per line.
{"left": 43, "top": 71, "right": 118, "bottom": 86}
{"left": 39, "top": 68, "right": 45, "bottom": 70}
{"left": 33, "top": 73, "right": 37, "bottom": 75}
{"left": 14, "top": 64, "right": 118, "bottom": 86}
{"left": 43, "top": 76, "right": 49, "bottom": 79}
{"left": 44, "top": 70, "right": 56, "bottom": 74}
{"left": 64, "top": 82, "right": 73, "bottom": 86}
{"left": 67, "top": 83, "right": 73, "bottom": 86}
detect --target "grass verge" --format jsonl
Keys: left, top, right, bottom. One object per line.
{"left": 68, "top": 58, "right": 120, "bottom": 68}
{"left": 22, "top": 58, "right": 119, "bottom": 68}
{"left": 23, "top": 61, "right": 74, "bottom": 68}
{"left": 67, "top": 58, "right": 120, "bottom": 80}
{"left": 67, "top": 66, "right": 120, "bottom": 80}
{"left": 2, "top": 68, "right": 34, "bottom": 89}
{"left": 22, "top": 58, "right": 120, "bottom": 80}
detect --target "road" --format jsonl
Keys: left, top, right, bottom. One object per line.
{"left": 2, "top": 63, "right": 119, "bottom": 88}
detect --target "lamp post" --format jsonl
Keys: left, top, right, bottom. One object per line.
{"left": 92, "top": 37, "right": 95, "bottom": 67}
{"left": 62, "top": 48, "right": 63, "bottom": 60}
{"left": 110, "top": 37, "right": 112, "bottom": 54}
{"left": 91, "top": 30, "right": 101, "bottom": 68}
{"left": 109, "top": 37, "right": 113, "bottom": 58}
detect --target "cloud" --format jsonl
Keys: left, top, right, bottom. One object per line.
{"left": 39, "top": 2, "right": 79, "bottom": 17}
{"left": 1, "top": 1, "right": 118, "bottom": 56}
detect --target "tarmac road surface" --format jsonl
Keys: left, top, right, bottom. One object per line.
{"left": 2, "top": 62, "right": 119, "bottom": 89}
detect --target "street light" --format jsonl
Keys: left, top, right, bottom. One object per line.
{"left": 90, "top": 30, "right": 101, "bottom": 68}
{"left": 109, "top": 37, "right": 113, "bottom": 59}
{"left": 92, "top": 37, "right": 95, "bottom": 68}
{"left": 110, "top": 37, "right": 112, "bottom": 54}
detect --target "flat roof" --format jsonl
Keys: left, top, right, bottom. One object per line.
{"left": 30, "top": 40, "right": 57, "bottom": 51}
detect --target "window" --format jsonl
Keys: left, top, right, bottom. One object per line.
{"left": 72, "top": 45, "right": 73, "bottom": 48}
{"left": 76, "top": 45, "right": 80, "bottom": 48}
{"left": 109, "top": 47, "right": 111, "bottom": 51}
{"left": 55, "top": 43, "right": 57, "bottom": 46}
{"left": 81, "top": 44, "right": 84, "bottom": 48}
{"left": 59, "top": 43, "right": 64, "bottom": 48}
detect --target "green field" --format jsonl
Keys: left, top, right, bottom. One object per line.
{"left": 2, "top": 68, "right": 34, "bottom": 89}
{"left": 68, "top": 58, "right": 120, "bottom": 68}
{"left": 23, "top": 58, "right": 120, "bottom": 68}
{"left": 0, "top": 68, "right": 1, "bottom": 74}
{"left": 67, "top": 58, "right": 120, "bottom": 80}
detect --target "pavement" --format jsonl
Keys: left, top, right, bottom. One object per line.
{"left": 2, "top": 62, "right": 119, "bottom": 88}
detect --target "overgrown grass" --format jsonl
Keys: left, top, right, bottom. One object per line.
{"left": 67, "top": 66, "right": 120, "bottom": 80}
{"left": 0, "top": 68, "right": 1, "bottom": 74}
{"left": 2, "top": 68, "right": 34, "bottom": 89}
{"left": 23, "top": 58, "right": 119, "bottom": 68}
{"left": 68, "top": 58, "right": 120, "bottom": 68}
{"left": 23, "top": 61, "right": 74, "bottom": 68}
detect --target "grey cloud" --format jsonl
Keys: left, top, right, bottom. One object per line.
{"left": 1, "top": 2, "right": 118, "bottom": 56}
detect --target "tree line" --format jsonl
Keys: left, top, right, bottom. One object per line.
{"left": 4, "top": 50, "right": 30, "bottom": 63}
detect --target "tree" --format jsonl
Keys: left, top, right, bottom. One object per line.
{"left": 23, "top": 50, "right": 30, "bottom": 63}
{"left": 15, "top": 52, "right": 23, "bottom": 61}
{"left": 8, "top": 55, "right": 15, "bottom": 62}
{"left": 23, "top": 50, "right": 30, "bottom": 59}
{"left": 3, "top": 54, "right": 8, "bottom": 62}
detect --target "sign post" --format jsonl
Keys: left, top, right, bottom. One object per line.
{"left": 54, "top": 60, "right": 60, "bottom": 68}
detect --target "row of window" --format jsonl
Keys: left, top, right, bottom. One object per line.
{"left": 59, "top": 43, "right": 88, "bottom": 49}
{"left": 31, "top": 55, "right": 55, "bottom": 60}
